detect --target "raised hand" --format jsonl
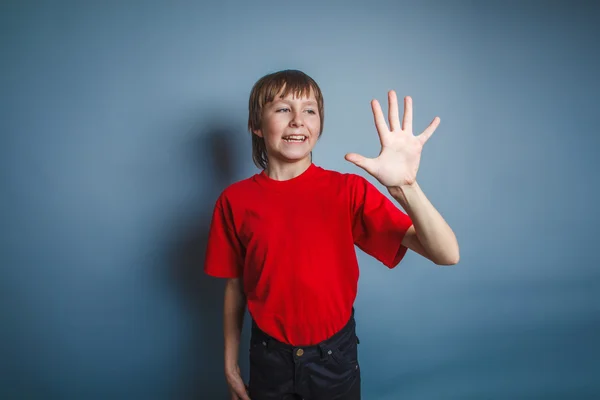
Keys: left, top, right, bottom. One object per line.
{"left": 345, "top": 90, "right": 440, "bottom": 188}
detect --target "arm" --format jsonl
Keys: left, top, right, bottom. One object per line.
{"left": 205, "top": 196, "right": 251, "bottom": 399}
{"left": 389, "top": 182, "right": 459, "bottom": 265}
{"left": 345, "top": 91, "right": 459, "bottom": 266}
{"left": 223, "top": 277, "right": 246, "bottom": 377}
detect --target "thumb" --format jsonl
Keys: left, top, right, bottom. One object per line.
{"left": 345, "top": 153, "right": 375, "bottom": 174}
{"left": 231, "top": 389, "right": 250, "bottom": 400}
{"left": 235, "top": 385, "right": 251, "bottom": 400}
{"left": 241, "top": 384, "right": 251, "bottom": 400}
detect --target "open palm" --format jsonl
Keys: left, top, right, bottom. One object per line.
{"left": 345, "top": 90, "right": 440, "bottom": 188}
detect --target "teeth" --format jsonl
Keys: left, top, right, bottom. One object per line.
{"left": 285, "top": 135, "right": 305, "bottom": 139}
{"left": 283, "top": 135, "right": 306, "bottom": 142}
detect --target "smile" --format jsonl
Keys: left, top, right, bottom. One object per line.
{"left": 282, "top": 135, "right": 307, "bottom": 143}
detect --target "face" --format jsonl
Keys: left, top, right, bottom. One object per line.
{"left": 253, "top": 89, "right": 321, "bottom": 165}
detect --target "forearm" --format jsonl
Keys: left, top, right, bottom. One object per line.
{"left": 388, "top": 182, "right": 459, "bottom": 265}
{"left": 223, "top": 278, "right": 247, "bottom": 375}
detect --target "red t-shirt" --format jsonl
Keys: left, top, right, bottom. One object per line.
{"left": 204, "top": 163, "right": 413, "bottom": 346}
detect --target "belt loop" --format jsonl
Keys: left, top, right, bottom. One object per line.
{"left": 318, "top": 343, "right": 327, "bottom": 361}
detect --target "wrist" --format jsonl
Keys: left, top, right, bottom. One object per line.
{"left": 224, "top": 362, "right": 239, "bottom": 376}
{"left": 387, "top": 181, "right": 419, "bottom": 197}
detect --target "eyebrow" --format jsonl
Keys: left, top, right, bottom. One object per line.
{"left": 272, "top": 99, "right": 317, "bottom": 106}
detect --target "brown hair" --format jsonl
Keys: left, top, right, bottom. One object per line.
{"left": 248, "top": 70, "right": 324, "bottom": 170}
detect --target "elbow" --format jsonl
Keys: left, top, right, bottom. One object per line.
{"left": 437, "top": 256, "right": 459, "bottom": 266}
{"left": 443, "top": 240, "right": 460, "bottom": 265}
{"left": 434, "top": 248, "right": 460, "bottom": 266}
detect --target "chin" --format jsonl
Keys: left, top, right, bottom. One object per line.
{"left": 280, "top": 150, "right": 312, "bottom": 162}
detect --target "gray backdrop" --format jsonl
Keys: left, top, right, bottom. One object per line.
{"left": 2, "top": 0, "right": 599, "bottom": 398}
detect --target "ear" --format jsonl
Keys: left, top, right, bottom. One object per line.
{"left": 253, "top": 129, "right": 264, "bottom": 138}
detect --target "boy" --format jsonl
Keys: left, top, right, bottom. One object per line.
{"left": 204, "top": 70, "right": 459, "bottom": 400}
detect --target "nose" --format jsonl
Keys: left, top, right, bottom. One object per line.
{"left": 290, "top": 111, "right": 304, "bottom": 127}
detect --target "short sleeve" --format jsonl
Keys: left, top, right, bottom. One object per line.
{"left": 349, "top": 174, "right": 413, "bottom": 268}
{"left": 204, "top": 194, "right": 245, "bottom": 278}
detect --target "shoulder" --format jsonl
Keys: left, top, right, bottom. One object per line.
{"left": 325, "top": 168, "right": 373, "bottom": 196}
{"left": 314, "top": 165, "right": 364, "bottom": 188}
{"left": 312, "top": 166, "right": 377, "bottom": 212}
{"left": 311, "top": 166, "right": 380, "bottom": 204}
{"left": 214, "top": 174, "right": 261, "bottom": 208}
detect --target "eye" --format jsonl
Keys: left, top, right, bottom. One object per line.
{"left": 305, "top": 109, "right": 316, "bottom": 114}
{"left": 276, "top": 108, "right": 290, "bottom": 112}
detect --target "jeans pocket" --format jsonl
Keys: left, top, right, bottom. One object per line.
{"left": 249, "top": 340, "right": 294, "bottom": 392}
{"left": 249, "top": 337, "right": 268, "bottom": 365}
{"left": 330, "top": 334, "right": 359, "bottom": 366}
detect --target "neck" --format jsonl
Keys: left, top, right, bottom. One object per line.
{"left": 265, "top": 157, "right": 312, "bottom": 181}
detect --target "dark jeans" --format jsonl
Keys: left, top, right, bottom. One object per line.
{"left": 248, "top": 309, "right": 361, "bottom": 400}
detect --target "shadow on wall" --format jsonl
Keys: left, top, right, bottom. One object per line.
{"left": 168, "top": 124, "right": 250, "bottom": 399}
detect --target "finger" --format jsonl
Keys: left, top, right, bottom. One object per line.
{"left": 418, "top": 116, "right": 440, "bottom": 145}
{"left": 233, "top": 383, "right": 251, "bottom": 400}
{"left": 388, "top": 90, "right": 400, "bottom": 131}
{"left": 402, "top": 96, "right": 413, "bottom": 133}
{"left": 228, "top": 377, "right": 251, "bottom": 400}
{"left": 371, "top": 99, "right": 389, "bottom": 138}
{"left": 345, "top": 153, "right": 377, "bottom": 175}
{"left": 232, "top": 387, "right": 250, "bottom": 400}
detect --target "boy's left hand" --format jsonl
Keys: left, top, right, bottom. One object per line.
{"left": 345, "top": 90, "right": 440, "bottom": 188}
